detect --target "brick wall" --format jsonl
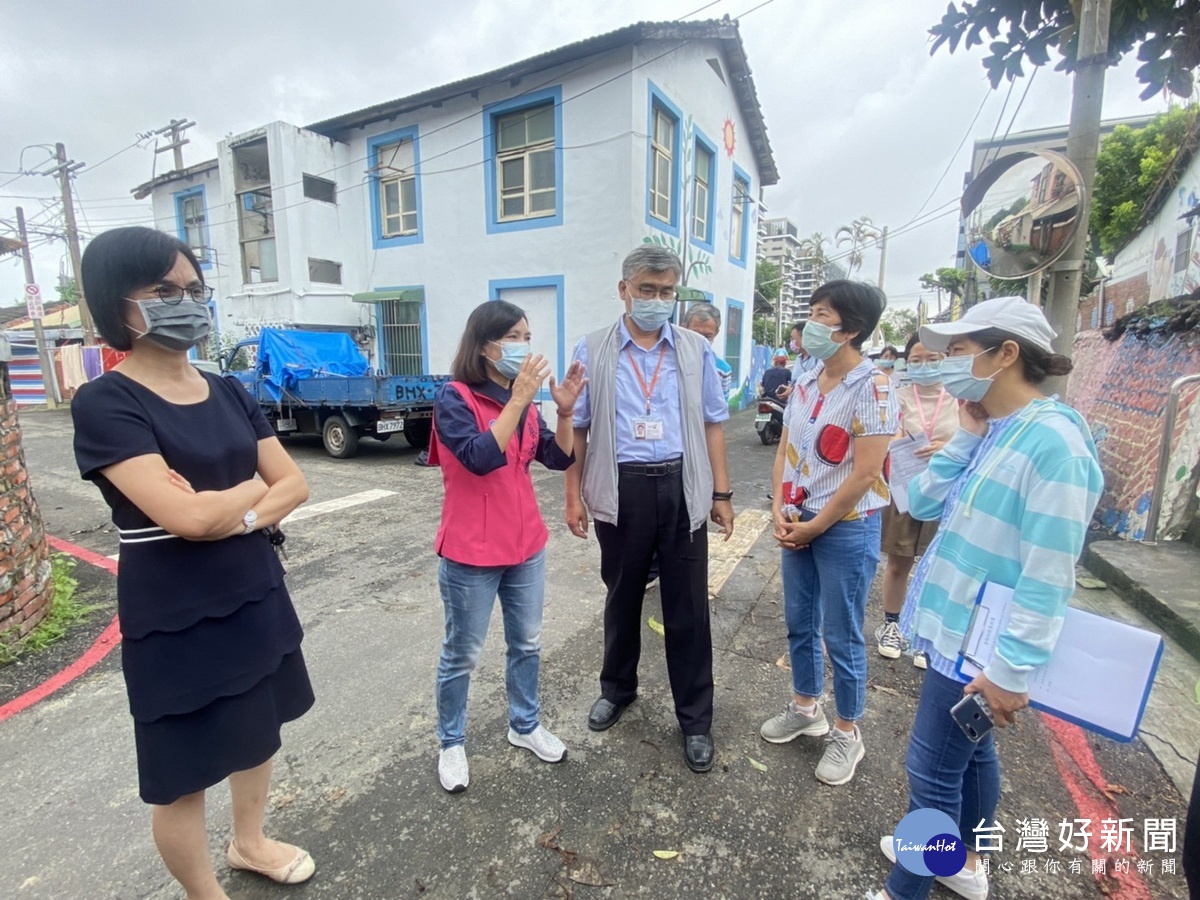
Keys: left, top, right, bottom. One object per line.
{"left": 1067, "top": 329, "right": 1200, "bottom": 540}
{"left": 1077, "top": 273, "right": 1151, "bottom": 334}
{"left": 0, "top": 375, "right": 55, "bottom": 642}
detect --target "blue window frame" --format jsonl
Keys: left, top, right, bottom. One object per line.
{"left": 488, "top": 275, "right": 565, "bottom": 400}
{"left": 690, "top": 127, "right": 717, "bottom": 253}
{"left": 645, "top": 81, "right": 682, "bottom": 237}
{"left": 483, "top": 86, "right": 563, "bottom": 234}
{"left": 725, "top": 299, "right": 745, "bottom": 384}
{"left": 369, "top": 126, "right": 423, "bottom": 249}
{"left": 174, "top": 185, "right": 211, "bottom": 269}
{"left": 729, "top": 163, "right": 752, "bottom": 268}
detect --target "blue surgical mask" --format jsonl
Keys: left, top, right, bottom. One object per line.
{"left": 489, "top": 341, "right": 530, "bottom": 379}
{"left": 878, "top": 359, "right": 895, "bottom": 370}
{"left": 801, "top": 321, "right": 842, "bottom": 360}
{"left": 939, "top": 353, "right": 995, "bottom": 402}
{"left": 629, "top": 299, "right": 675, "bottom": 332}
{"left": 907, "top": 362, "right": 942, "bottom": 386}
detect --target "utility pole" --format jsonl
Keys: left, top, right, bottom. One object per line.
{"left": 150, "top": 119, "right": 196, "bottom": 172}
{"left": 1042, "top": 0, "right": 1111, "bottom": 395}
{"left": 47, "top": 143, "right": 96, "bottom": 345}
{"left": 15, "top": 207, "right": 59, "bottom": 409}
{"left": 876, "top": 225, "right": 889, "bottom": 291}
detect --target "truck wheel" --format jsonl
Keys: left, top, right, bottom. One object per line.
{"left": 404, "top": 418, "right": 433, "bottom": 449}
{"left": 322, "top": 415, "right": 359, "bottom": 459}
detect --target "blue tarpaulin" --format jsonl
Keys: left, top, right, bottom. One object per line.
{"left": 256, "top": 328, "right": 368, "bottom": 401}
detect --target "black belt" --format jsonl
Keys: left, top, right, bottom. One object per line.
{"left": 618, "top": 458, "right": 683, "bottom": 477}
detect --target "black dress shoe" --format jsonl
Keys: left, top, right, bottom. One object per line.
{"left": 587, "top": 696, "right": 631, "bottom": 731}
{"left": 683, "top": 733, "right": 715, "bottom": 773}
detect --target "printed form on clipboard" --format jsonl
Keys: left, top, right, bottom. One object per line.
{"left": 956, "top": 582, "right": 1164, "bottom": 743}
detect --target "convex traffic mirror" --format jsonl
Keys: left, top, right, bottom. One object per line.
{"left": 961, "top": 150, "right": 1084, "bottom": 280}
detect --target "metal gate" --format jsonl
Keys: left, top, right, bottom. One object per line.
{"left": 379, "top": 298, "right": 423, "bottom": 376}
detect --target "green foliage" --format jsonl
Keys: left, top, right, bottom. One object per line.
{"left": 929, "top": 1, "right": 1200, "bottom": 99}
{"left": 1092, "top": 106, "right": 1200, "bottom": 256}
{"left": 55, "top": 278, "right": 78, "bottom": 306}
{"left": 919, "top": 267, "right": 968, "bottom": 298}
{"left": 880, "top": 308, "right": 920, "bottom": 347}
{"left": 0, "top": 554, "right": 105, "bottom": 666}
{"left": 752, "top": 315, "right": 777, "bottom": 346}
{"left": 756, "top": 260, "right": 781, "bottom": 303}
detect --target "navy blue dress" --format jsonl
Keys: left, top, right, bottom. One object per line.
{"left": 72, "top": 371, "right": 314, "bottom": 805}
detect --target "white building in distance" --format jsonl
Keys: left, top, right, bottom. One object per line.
{"left": 132, "top": 19, "right": 778, "bottom": 403}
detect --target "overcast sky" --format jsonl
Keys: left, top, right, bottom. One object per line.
{"left": 0, "top": 0, "right": 1169, "bottom": 314}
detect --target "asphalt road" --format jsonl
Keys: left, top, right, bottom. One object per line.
{"left": 0, "top": 406, "right": 1193, "bottom": 899}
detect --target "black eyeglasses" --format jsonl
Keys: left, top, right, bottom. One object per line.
{"left": 145, "top": 285, "right": 214, "bottom": 305}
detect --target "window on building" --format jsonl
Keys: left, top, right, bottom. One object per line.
{"left": 308, "top": 258, "right": 342, "bottom": 284}
{"left": 494, "top": 103, "right": 557, "bottom": 221}
{"left": 730, "top": 173, "right": 749, "bottom": 262}
{"left": 302, "top": 174, "right": 336, "bottom": 204}
{"left": 725, "top": 301, "right": 744, "bottom": 385}
{"left": 692, "top": 142, "right": 714, "bottom": 244}
{"left": 233, "top": 140, "right": 277, "bottom": 283}
{"left": 178, "top": 191, "right": 207, "bottom": 261}
{"left": 1174, "top": 228, "right": 1193, "bottom": 274}
{"left": 377, "top": 138, "right": 419, "bottom": 237}
{"left": 649, "top": 105, "right": 676, "bottom": 224}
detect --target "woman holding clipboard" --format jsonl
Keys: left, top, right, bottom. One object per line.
{"left": 870, "top": 297, "right": 1102, "bottom": 900}
{"left": 875, "top": 334, "right": 959, "bottom": 667}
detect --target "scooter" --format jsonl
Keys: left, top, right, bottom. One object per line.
{"left": 755, "top": 393, "right": 786, "bottom": 445}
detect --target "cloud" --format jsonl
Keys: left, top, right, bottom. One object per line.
{"left": 0, "top": 0, "right": 1170, "bottom": 314}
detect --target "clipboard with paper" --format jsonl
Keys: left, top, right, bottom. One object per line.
{"left": 955, "top": 582, "right": 1164, "bottom": 743}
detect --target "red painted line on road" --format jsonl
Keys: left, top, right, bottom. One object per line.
{"left": 1042, "top": 713, "right": 1152, "bottom": 898}
{"left": 0, "top": 536, "right": 122, "bottom": 723}
{"left": 45, "top": 535, "right": 119, "bottom": 576}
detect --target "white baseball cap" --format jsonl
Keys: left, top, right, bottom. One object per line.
{"left": 919, "top": 296, "right": 1057, "bottom": 354}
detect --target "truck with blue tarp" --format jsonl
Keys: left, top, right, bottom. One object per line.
{"left": 224, "top": 327, "right": 448, "bottom": 459}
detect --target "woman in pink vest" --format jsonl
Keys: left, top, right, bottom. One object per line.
{"left": 429, "top": 300, "right": 586, "bottom": 793}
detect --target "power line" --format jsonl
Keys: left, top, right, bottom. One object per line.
{"left": 905, "top": 86, "right": 991, "bottom": 226}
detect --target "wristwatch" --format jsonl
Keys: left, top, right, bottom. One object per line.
{"left": 242, "top": 509, "right": 258, "bottom": 534}
{"left": 712, "top": 490, "right": 733, "bottom": 502}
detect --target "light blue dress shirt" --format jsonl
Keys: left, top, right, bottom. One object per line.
{"left": 572, "top": 318, "right": 729, "bottom": 463}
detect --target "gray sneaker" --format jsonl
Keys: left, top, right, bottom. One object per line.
{"left": 874, "top": 621, "right": 908, "bottom": 659}
{"left": 760, "top": 700, "right": 830, "bottom": 743}
{"left": 815, "top": 725, "right": 865, "bottom": 786}
{"left": 438, "top": 745, "right": 469, "bottom": 793}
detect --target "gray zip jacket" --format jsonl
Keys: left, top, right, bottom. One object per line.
{"left": 581, "top": 321, "right": 713, "bottom": 532}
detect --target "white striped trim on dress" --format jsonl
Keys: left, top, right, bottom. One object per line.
{"left": 118, "top": 526, "right": 179, "bottom": 545}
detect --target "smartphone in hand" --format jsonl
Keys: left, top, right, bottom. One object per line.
{"left": 950, "top": 692, "right": 994, "bottom": 742}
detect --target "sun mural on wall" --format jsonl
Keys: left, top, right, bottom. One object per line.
{"left": 722, "top": 118, "right": 736, "bottom": 157}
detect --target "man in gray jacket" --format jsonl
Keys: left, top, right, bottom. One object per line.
{"left": 564, "top": 245, "right": 734, "bottom": 773}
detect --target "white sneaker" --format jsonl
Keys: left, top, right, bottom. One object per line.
{"left": 507, "top": 725, "right": 567, "bottom": 762}
{"left": 874, "top": 621, "right": 908, "bottom": 659}
{"left": 814, "top": 725, "right": 865, "bottom": 785}
{"left": 760, "top": 700, "right": 831, "bottom": 743}
{"left": 879, "top": 834, "right": 988, "bottom": 900}
{"left": 913, "top": 651, "right": 929, "bottom": 670}
{"left": 438, "top": 745, "right": 469, "bottom": 793}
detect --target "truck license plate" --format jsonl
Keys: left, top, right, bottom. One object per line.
{"left": 376, "top": 419, "right": 405, "bottom": 434}
{"left": 755, "top": 414, "right": 771, "bottom": 424}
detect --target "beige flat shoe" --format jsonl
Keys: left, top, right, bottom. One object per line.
{"left": 227, "top": 839, "right": 316, "bottom": 884}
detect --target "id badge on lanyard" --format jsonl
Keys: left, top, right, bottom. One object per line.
{"left": 627, "top": 344, "right": 667, "bottom": 441}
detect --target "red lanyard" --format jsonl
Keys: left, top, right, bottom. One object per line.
{"left": 913, "top": 387, "right": 947, "bottom": 440}
{"left": 626, "top": 344, "right": 667, "bottom": 414}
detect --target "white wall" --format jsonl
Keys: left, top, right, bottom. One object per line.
{"left": 1108, "top": 152, "right": 1200, "bottom": 309}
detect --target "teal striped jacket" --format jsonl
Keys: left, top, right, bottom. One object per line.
{"left": 908, "top": 398, "right": 1103, "bottom": 693}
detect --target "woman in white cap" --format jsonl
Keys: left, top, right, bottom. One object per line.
{"left": 870, "top": 296, "right": 1103, "bottom": 900}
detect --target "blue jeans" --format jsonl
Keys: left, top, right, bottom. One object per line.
{"left": 782, "top": 512, "right": 880, "bottom": 721}
{"left": 435, "top": 550, "right": 545, "bottom": 749}
{"left": 885, "top": 668, "right": 1001, "bottom": 900}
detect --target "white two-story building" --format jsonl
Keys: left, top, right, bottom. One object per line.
{"left": 132, "top": 19, "right": 777, "bottom": 403}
